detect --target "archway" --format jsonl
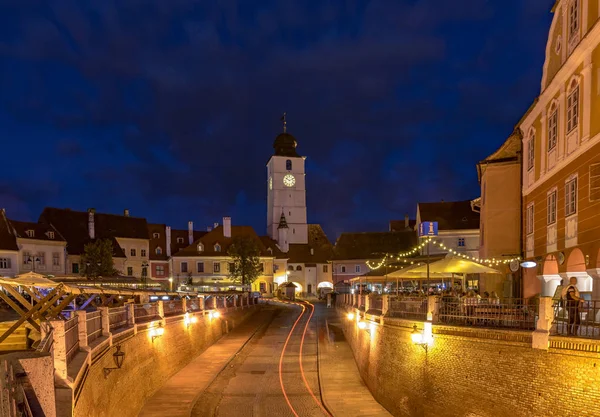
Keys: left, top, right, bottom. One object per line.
{"left": 565, "top": 248, "right": 592, "bottom": 292}
{"left": 291, "top": 282, "right": 303, "bottom": 294}
{"left": 317, "top": 281, "right": 333, "bottom": 289}
{"left": 539, "top": 254, "right": 561, "bottom": 297}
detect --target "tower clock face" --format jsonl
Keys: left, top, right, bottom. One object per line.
{"left": 269, "top": 176, "right": 273, "bottom": 190}
{"left": 283, "top": 174, "right": 296, "bottom": 187}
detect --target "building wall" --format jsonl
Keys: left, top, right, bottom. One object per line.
{"left": 0, "top": 250, "right": 19, "bottom": 277}
{"left": 150, "top": 262, "right": 169, "bottom": 280}
{"left": 17, "top": 239, "right": 67, "bottom": 275}
{"left": 425, "top": 230, "right": 479, "bottom": 258}
{"left": 116, "top": 237, "right": 150, "bottom": 278}
{"left": 480, "top": 162, "right": 521, "bottom": 260}
{"left": 339, "top": 311, "right": 600, "bottom": 417}
{"left": 333, "top": 260, "right": 368, "bottom": 282}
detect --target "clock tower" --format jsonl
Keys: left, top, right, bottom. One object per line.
{"left": 267, "top": 118, "right": 308, "bottom": 247}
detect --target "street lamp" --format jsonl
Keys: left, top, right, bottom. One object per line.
{"left": 103, "top": 345, "right": 126, "bottom": 378}
{"left": 26, "top": 256, "right": 40, "bottom": 272}
{"left": 411, "top": 324, "right": 433, "bottom": 352}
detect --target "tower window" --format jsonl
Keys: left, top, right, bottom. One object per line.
{"left": 286, "top": 160, "right": 292, "bottom": 170}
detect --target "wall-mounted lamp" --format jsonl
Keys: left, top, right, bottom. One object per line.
{"left": 346, "top": 312, "right": 355, "bottom": 320}
{"left": 184, "top": 312, "right": 198, "bottom": 327}
{"left": 150, "top": 324, "right": 165, "bottom": 342}
{"left": 411, "top": 324, "right": 433, "bottom": 353}
{"left": 103, "top": 345, "right": 126, "bottom": 378}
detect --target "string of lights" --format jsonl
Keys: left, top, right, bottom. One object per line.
{"left": 365, "top": 237, "right": 521, "bottom": 271}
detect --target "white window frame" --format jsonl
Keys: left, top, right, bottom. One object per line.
{"left": 526, "top": 204, "right": 534, "bottom": 235}
{"left": 565, "top": 175, "right": 578, "bottom": 217}
{"left": 527, "top": 130, "right": 535, "bottom": 171}
{"left": 52, "top": 252, "right": 60, "bottom": 266}
{"left": 156, "top": 265, "right": 165, "bottom": 276}
{"left": 141, "top": 249, "right": 146, "bottom": 257}
{"left": 355, "top": 265, "right": 361, "bottom": 273}
{"left": 48, "top": 231, "right": 55, "bottom": 239}
{"left": 153, "top": 232, "right": 160, "bottom": 239}
{"left": 181, "top": 262, "right": 188, "bottom": 273}
{"left": 547, "top": 189, "right": 557, "bottom": 225}
{"left": 37, "top": 252, "right": 45, "bottom": 265}
{"left": 213, "top": 262, "right": 221, "bottom": 273}
{"left": 567, "top": 79, "right": 580, "bottom": 133}
{"left": 26, "top": 230, "right": 34, "bottom": 238}
{"left": 130, "top": 248, "right": 136, "bottom": 257}
{"left": 214, "top": 244, "right": 221, "bottom": 252}
{"left": 0, "top": 258, "right": 11, "bottom": 269}
{"left": 589, "top": 163, "right": 600, "bottom": 202}
{"left": 568, "top": 0, "right": 580, "bottom": 39}
{"left": 457, "top": 237, "right": 465, "bottom": 247}
{"left": 548, "top": 104, "right": 558, "bottom": 151}
{"left": 197, "top": 244, "right": 204, "bottom": 252}
{"left": 340, "top": 265, "right": 346, "bottom": 273}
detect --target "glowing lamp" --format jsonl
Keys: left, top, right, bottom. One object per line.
{"left": 411, "top": 324, "right": 431, "bottom": 352}
{"left": 184, "top": 313, "right": 198, "bottom": 327}
{"left": 357, "top": 321, "right": 367, "bottom": 330}
{"left": 211, "top": 311, "right": 221, "bottom": 319}
{"left": 520, "top": 261, "right": 537, "bottom": 268}
{"left": 151, "top": 324, "right": 165, "bottom": 342}
{"left": 347, "top": 312, "right": 355, "bottom": 320}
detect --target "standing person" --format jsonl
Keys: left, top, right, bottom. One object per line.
{"left": 326, "top": 292, "right": 332, "bottom": 308}
{"left": 561, "top": 277, "right": 584, "bottom": 336}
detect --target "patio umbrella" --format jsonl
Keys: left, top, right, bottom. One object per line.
{"left": 408, "top": 256, "right": 501, "bottom": 275}
{"left": 1, "top": 272, "right": 58, "bottom": 288}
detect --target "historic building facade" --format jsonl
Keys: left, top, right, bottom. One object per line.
{"left": 520, "top": 0, "right": 600, "bottom": 298}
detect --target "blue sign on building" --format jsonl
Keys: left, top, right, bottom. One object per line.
{"left": 419, "top": 221, "right": 438, "bottom": 237}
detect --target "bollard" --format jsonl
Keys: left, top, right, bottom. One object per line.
{"left": 532, "top": 297, "right": 554, "bottom": 350}
{"left": 427, "top": 295, "right": 440, "bottom": 323}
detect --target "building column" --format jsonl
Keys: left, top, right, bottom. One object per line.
{"left": 75, "top": 311, "right": 88, "bottom": 350}
{"left": 98, "top": 307, "right": 112, "bottom": 345}
{"left": 538, "top": 274, "right": 562, "bottom": 297}
{"left": 582, "top": 55, "right": 593, "bottom": 142}
{"left": 587, "top": 268, "right": 600, "bottom": 299}
{"left": 532, "top": 297, "right": 554, "bottom": 350}
{"left": 428, "top": 295, "right": 440, "bottom": 324}
{"left": 51, "top": 320, "right": 68, "bottom": 380}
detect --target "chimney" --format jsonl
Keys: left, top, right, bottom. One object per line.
{"left": 405, "top": 214, "right": 409, "bottom": 229}
{"left": 124, "top": 209, "right": 130, "bottom": 217}
{"left": 188, "top": 221, "right": 194, "bottom": 245}
{"left": 166, "top": 226, "right": 172, "bottom": 257}
{"left": 88, "top": 208, "right": 95, "bottom": 239}
{"left": 207, "top": 226, "right": 212, "bottom": 232}
{"left": 223, "top": 217, "right": 231, "bottom": 238}
{"left": 213, "top": 222, "right": 219, "bottom": 230}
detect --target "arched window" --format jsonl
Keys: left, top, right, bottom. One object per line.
{"left": 288, "top": 265, "right": 294, "bottom": 271}
{"left": 548, "top": 102, "right": 558, "bottom": 151}
{"left": 286, "top": 159, "right": 292, "bottom": 170}
{"left": 156, "top": 247, "right": 162, "bottom": 255}
{"left": 296, "top": 265, "right": 302, "bottom": 271}
{"left": 214, "top": 244, "right": 221, "bottom": 252}
{"left": 197, "top": 244, "right": 204, "bottom": 252}
{"left": 567, "top": 78, "right": 580, "bottom": 133}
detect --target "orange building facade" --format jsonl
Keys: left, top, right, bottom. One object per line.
{"left": 520, "top": 0, "right": 600, "bottom": 298}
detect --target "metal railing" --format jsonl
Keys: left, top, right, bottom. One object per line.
{"left": 36, "top": 322, "right": 54, "bottom": 354}
{"left": 369, "top": 295, "right": 383, "bottom": 311}
{"left": 438, "top": 297, "right": 538, "bottom": 330}
{"left": 86, "top": 311, "right": 103, "bottom": 344}
{"left": 552, "top": 299, "right": 600, "bottom": 339}
{"left": 188, "top": 299, "right": 201, "bottom": 311}
{"left": 134, "top": 303, "right": 159, "bottom": 323}
{"left": 109, "top": 306, "right": 128, "bottom": 331}
{"left": 64, "top": 316, "right": 80, "bottom": 364}
{"left": 163, "top": 300, "right": 184, "bottom": 316}
{"left": 388, "top": 296, "right": 428, "bottom": 320}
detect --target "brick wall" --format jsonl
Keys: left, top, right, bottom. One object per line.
{"left": 339, "top": 309, "right": 600, "bottom": 417}
{"left": 74, "top": 308, "right": 257, "bottom": 417}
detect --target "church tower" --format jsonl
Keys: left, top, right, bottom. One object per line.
{"left": 267, "top": 115, "right": 308, "bottom": 247}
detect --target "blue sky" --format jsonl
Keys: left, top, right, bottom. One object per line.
{"left": 0, "top": 0, "right": 553, "bottom": 239}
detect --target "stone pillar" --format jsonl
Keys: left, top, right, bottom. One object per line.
{"left": 75, "top": 311, "right": 88, "bottom": 349}
{"left": 51, "top": 320, "right": 68, "bottom": 380}
{"left": 125, "top": 303, "right": 135, "bottom": 326}
{"left": 182, "top": 298, "right": 188, "bottom": 313}
{"left": 364, "top": 295, "right": 371, "bottom": 312}
{"left": 428, "top": 295, "right": 439, "bottom": 323}
{"left": 533, "top": 297, "right": 554, "bottom": 350}
{"left": 98, "top": 307, "right": 111, "bottom": 342}
{"left": 587, "top": 268, "right": 600, "bottom": 300}
{"left": 157, "top": 301, "right": 165, "bottom": 319}
{"left": 199, "top": 297, "right": 205, "bottom": 311}
{"left": 381, "top": 295, "right": 389, "bottom": 316}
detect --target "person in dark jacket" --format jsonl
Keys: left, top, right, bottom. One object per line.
{"left": 562, "top": 277, "right": 584, "bottom": 336}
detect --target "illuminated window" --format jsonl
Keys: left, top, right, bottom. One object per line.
{"left": 197, "top": 244, "right": 204, "bottom": 252}
{"left": 567, "top": 81, "right": 579, "bottom": 133}
{"left": 547, "top": 190, "right": 557, "bottom": 225}
{"left": 548, "top": 105, "right": 558, "bottom": 151}
{"left": 566, "top": 177, "right": 578, "bottom": 216}
{"left": 527, "top": 131, "right": 535, "bottom": 171}
{"left": 526, "top": 204, "right": 534, "bottom": 235}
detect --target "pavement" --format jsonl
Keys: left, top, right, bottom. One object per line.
{"left": 138, "top": 300, "right": 391, "bottom": 417}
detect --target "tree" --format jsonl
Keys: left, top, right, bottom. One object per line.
{"left": 228, "top": 236, "right": 262, "bottom": 289}
{"left": 80, "top": 239, "right": 119, "bottom": 280}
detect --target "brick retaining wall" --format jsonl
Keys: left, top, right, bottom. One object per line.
{"left": 338, "top": 307, "right": 600, "bottom": 417}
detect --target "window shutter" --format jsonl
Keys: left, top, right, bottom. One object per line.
{"left": 590, "top": 164, "right": 600, "bottom": 201}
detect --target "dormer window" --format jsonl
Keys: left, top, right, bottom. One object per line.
{"left": 214, "top": 244, "right": 221, "bottom": 252}
{"left": 25, "top": 230, "right": 34, "bottom": 238}
{"left": 47, "top": 231, "right": 55, "bottom": 239}
{"left": 153, "top": 232, "right": 160, "bottom": 239}
{"left": 198, "top": 244, "right": 204, "bottom": 252}
{"left": 177, "top": 237, "right": 184, "bottom": 244}
{"left": 156, "top": 247, "right": 162, "bottom": 255}
{"left": 267, "top": 247, "right": 273, "bottom": 254}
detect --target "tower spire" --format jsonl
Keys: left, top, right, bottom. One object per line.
{"left": 281, "top": 112, "right": 287, "bottom": 133}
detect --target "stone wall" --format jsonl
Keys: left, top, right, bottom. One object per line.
{"left": 74, "top": 308, "right": 258, "bottom": 417}
{"left": 338, "top": 307, "right": 600, "bottom": 417}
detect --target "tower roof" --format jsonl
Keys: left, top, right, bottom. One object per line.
{"left": 273, "top": 132, "right": 300, "bottom": 157}
{"left": 277, "top": 213, "right": 289, "bottom": 229}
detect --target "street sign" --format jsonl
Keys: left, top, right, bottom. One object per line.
{"left": 419, "top": 221, "right": 438, "bottom": 237}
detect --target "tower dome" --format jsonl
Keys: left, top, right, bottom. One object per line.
{"left": 273, "top": 132, "right": 300, "bottom": 157}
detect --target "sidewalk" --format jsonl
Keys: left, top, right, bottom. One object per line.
{"left": 316, "top": 303, "right": 392, "bottom": 417}
{"left": 138, "top": 309, "right": 271, "bottom": 417}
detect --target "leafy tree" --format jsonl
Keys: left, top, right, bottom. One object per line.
{"left": 80, "top": 239, "right": 119, "bottom": 280}
{"left": 228, "top": 236, "right": 261, "bottom": 289}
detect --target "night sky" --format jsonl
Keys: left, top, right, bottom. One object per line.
{"left": 0, "top": 1, "right": 553, "bottom": 240}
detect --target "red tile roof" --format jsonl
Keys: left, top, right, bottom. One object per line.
{"left": 9, "top": 220, "right": 65, "bottom": 242}
{"left": 173, "top": 225, "right": 272, "bottom": 257}
{"left": 286, "top": 225, "right": 333, "bottom": 264}
{"left": 333, "top": 230, "right": 417, "bottom": 260}
{"left": 0, "top": 210, "right": 18, "bottom": 251}
{"left": 417, "top": 200, "right": 480, "bottom": 230}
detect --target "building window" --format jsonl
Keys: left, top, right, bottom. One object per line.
{"left": 527, "top": 132, "right": 535, "bottom": 171}
{"left": 589, "top": 163, "right": 600, "bottom": 201}
{"left": 153, "top": 232, "right": 160, "bottom": 239}
{"left": 72, "top": 263, "right": 79, "bottom": 274}
{"left": 526, "top": 204, "right": 534, "bottom": 235}
{"left": 26, "top": 230, "right": 34, "bottom": 238}
{"left": 547, "top": 190, "right": 557, "bottom": 225}
{"left": 52, "top": 252, "right": 60, "bottom": 266}
{"left": 127, "top": 267, "right": 133, "bottom": 276}
{"left": 214, "top": 244, "right": 221, "bottom": 252}
{"left": 288, "top": 265, "right": 294, "bottom": 271}
{"left": 198, "top": 244, "right": 204, "bottom": 252}
{"left": 259, "top": 263, "right": 264, "bottom": 273}
{"left": 355, "top": 265, "right": 361, "bottom": 273}
{"left": 22, "top": 251, "right": 31, "bottom": 264}
{"left": 323, "top": 265, "right": 328, "bottom": 273}
{"left": 566, "top": 177, "right": 578, "bottom": 217}
{"left": 567, "top": 82, "right": 579, "bottom": 133}
{"left": 197, "top": 262, "right": 204, "bottom": 273}
{"left": 296, "top": 265, "right": 302, "bottom": 271}
{"left": 130, "top": 248, "right": 136, "bottom": 257}
{"left": 548, "top": 106, "right": 558, "bottom": 151}
{"left": 141, "top": 249, "right": 146, "bottom": 257}
{"left": 569, "top": 0, "right": 579, "bottom": 38}
{"left": 273, "top": 264, "right": 279, "bottom": 272}
{"left": 156, "top": 265, "right": 165, "bottom": 276}
{"left": 458, "top": 238, "right": 465, "bottom": 247}
{"left": 156, "top": 247, "right": 162, "bottom": 255}
{"left": 37, "top": 252, "right": 45, "bottom": 265}
{"left": 214, "top": 262, "right": 221, "bottom": 273}
{"left": 0, "top": 258, "right": 11, "bottom": 269}
{"left": 228, "top": 262, "right": 234, "bottom": 272}
{"left": 177, "top": 237, "right": 184, "bottom": 244}
{"left": 47, "top": 231, "right": 55, "bottom": 239}
{"left": 341, "top": 265, "right": 346, "bottom": 273}
{"left": 286, "top": 159, "right": 292, "bottom": 170}
{"left": 181, "top": 262, "right": 188, "bottom": 273}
